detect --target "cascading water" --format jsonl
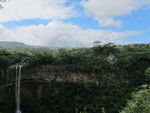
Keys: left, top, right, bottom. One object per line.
{"left": 15, "top": 66, "right": 22, "bottom": 113}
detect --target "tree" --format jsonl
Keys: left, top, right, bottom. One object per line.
{"left": 0, "top": 49, "right": 12, "bottom": 68}
{"left": 145, "top": 67, "right": 150, "bottom": 88}
{"left": 120, "top": 86, "right": 150, "bottom": 113}
{"left": 93, "top": 41, "right": 101, "bottom": 47}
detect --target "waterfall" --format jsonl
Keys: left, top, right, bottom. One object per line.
{"left": 15, "top": 66, "right": 22, "bottom": 113}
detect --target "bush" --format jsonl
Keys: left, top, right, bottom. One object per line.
{"left": 120, "top": 85, "right": 150, "bottom": 113}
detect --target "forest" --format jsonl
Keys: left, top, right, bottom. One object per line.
{"left": 0, "top": 43, "right": 150, "bottom": 113}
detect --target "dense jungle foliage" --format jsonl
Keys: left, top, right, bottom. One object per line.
{"left": 0, "top": 43, "right": 150, "bottom": 113}
{"left": 120, "top": 85, "right": 150, "bottom": 113}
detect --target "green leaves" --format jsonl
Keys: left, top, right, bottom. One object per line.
{"left": 120, "top": 86, "right": 150, "bottom": 113}
{"left": 144, "top": 67, "right": 150, "bottom": 84}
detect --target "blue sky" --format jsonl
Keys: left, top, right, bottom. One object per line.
{"left": 0, "top": 0, "right": 150, "bottom": 47}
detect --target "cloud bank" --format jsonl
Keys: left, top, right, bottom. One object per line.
{"left": 0, "top": 0, "right": 146, "bottom": 47}
{"left": 82, "top": 0, "right": 150, "bottom": 27}
{"left": 1, "top": 0, "right": 149, "bottom": 28}
{"left": 0, "top": 0, "right": 74, "bottom": 22}
{"left": 0, "top": 22, "right": 140, "bottom": 47}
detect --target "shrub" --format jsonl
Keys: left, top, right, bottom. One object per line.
{"left": 120, "top": 85, "right": 150, "bottom": 113}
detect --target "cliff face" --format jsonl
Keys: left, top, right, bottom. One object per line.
{"left": 0, "top": 65, "right": 89, "bottom": 97}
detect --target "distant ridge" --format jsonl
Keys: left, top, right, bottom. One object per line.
{"left": 0, "top": 41, "right": 46, "bottom": 48}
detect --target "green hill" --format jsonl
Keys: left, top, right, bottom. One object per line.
{"left": 0, "top": 41, "right": 47, "bottom": 48}
{"left": 0, "top": 41, "right": 29, "bottom": 48}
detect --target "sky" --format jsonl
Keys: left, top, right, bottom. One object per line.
{"left": 0, "top": 0, "right": 150, "bottom": 47}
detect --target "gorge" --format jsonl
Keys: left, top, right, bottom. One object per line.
{"left": 0, "top": 43, "right": 150, "bottom": 113}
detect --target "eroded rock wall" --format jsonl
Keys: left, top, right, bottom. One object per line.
{"left": 0, "top": 65, "right": 90, "bottom": 97}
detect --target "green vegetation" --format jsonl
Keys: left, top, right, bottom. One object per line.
{"left": 120, "top": 85, "right": 150, "bottom": 113}
{"left": 0, "top": 43, "right": 150, "bottom": 113}
{"left": 0, "top": 41, "right": 28, "bottom": 48}
{"left": 145, "top": 67, "right": 150, "bottom": 87}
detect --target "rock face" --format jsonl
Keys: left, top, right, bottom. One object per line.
{"left": 0, "top": 65, "right": 89, "bottom": 97}
{"left": 22, "top": 65, "right": 89, "bottom": 83}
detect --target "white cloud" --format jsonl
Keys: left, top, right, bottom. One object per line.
{"left": 0, "top": 21, "right": 141, "bottom": 47}
{"left": 99, "top": 18, "right": 122, "bottom": 28}
{"left": 82, "top": 0, "right": 150, "bottom": 27}
{"left": 0, "top": 0, "right": 74, "bottom": 22}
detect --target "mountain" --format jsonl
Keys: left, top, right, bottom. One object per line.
{"left": 0, "top": 41, "right": 29, "bottom": 48}
{"left": 0, "top": 41, "right": 47, "bottom": 48}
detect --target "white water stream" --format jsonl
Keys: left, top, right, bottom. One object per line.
{"left": 15, "top": 66, "right": 22, "bottom": 113}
